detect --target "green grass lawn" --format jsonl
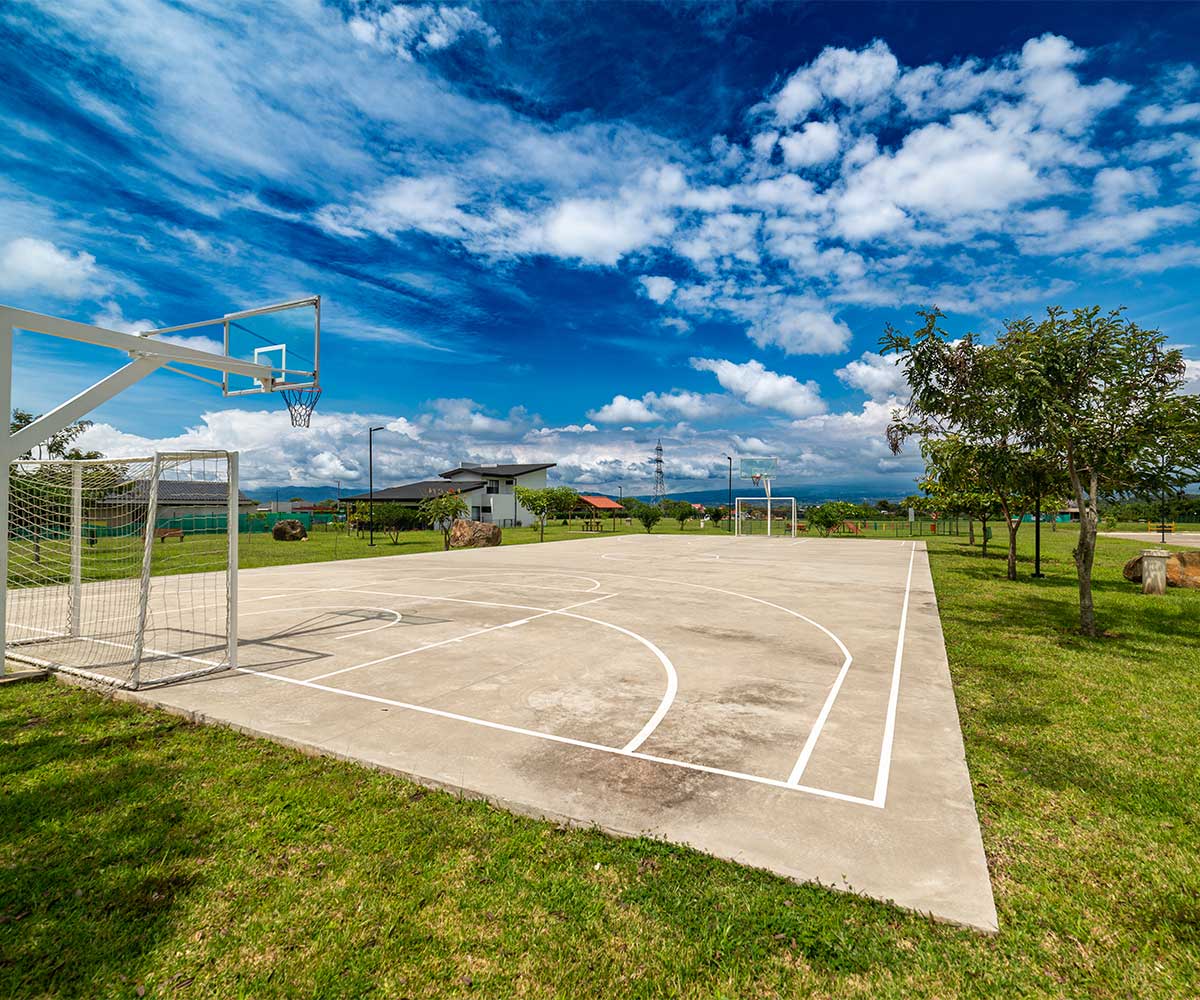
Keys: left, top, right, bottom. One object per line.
{"left": 2, "top": 527, "right": 1198, "bottom": 997}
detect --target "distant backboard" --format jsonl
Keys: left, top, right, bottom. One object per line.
{"left": 739, "top": 457, "right": 779, "bottom": 481}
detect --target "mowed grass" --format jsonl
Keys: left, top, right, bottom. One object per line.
{"left": 2, "top": 528, "right": 1198, "bottom": 997}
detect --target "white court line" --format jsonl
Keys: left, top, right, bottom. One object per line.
{"left": 300, "top": 597, "right": 619, "bottom": 681}
{"left": 233, "top": 665, "right": 877, "bottom": 807}
{"left": 238, "top": 605, "right": 409, "bottom": 642}
{"left": 403, "top": 573, "right": 604, "bottom": 594}
{"left": 295, "top": 587, "right": 679, "bottom": 754}
{"left": 872, "top": 541, "right": 917, "bottom": 807}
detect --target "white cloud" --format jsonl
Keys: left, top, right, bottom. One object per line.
{"left": 540, "top": 196, "right": 674, "bottom": 265}
{"left": 0, "top": 237, "right": 111, "bottom": 299}
{"left": 93, "top": 301, "right": 158, "bottom": 334}
{"left": 638, "top": 275, "right": 676, "bottom": 303}
{"left": 690, "top": 357, "right": 826, "bottom": 418}
{"left": 1136, "top": 102, "right": 1200, "bottom": 127}
{"left": 768, "top": 40, "right": 899, "bottom": 124}
{"left": 346, "top": 4, "right": 499, "bottom": 60}
{"left": 749, "top": 305, "right": 852, "bottom": 355}
{"left": 835, "top": 351, "right": 908, "bottom": 401}
{"left": 1092, "top": 166, "right": 1159, "bottom": 213}
{"left": 778, "top": 121, "right": 841, "bottom": 167}
{"left": 587, "top": 394, "right": 659, "bottom": 423}
{"left": 1182, "top": 359, "right": 1200, "bottom": 395}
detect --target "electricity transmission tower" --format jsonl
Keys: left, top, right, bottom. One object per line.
{"left": 652, "top": 438, "right": 666, "bottom": 504}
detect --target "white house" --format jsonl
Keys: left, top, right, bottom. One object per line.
{"left": 440, "top": 463, "right": 555, "bottom": 526}
{"left": 343, "top": 462, "right": 556, "bottom": 527}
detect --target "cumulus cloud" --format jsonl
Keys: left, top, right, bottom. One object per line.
{"left": 1183, "top": 359, "right": 1200, "bottom": 395}
{"left": 835, "top": 351, "right": 908, "bottom": 401}
{"left": 638, "top": 274, "right": 677, "bottom": 303}
{"left": 778, "top": 121, "right": 841, "bottom": 167}
{"left": 587, "top": 394, "right": 659, "bottom": 423}
{"left": 0, "top": 237, "right": 112, "bottom": 299}
{"left": 768, "top": 40, "right": 899, "bottom": 124}
{"left": 1137, "top": 102, "right": 1200, "bottom": 127}
{"left": 690, "top": 357, "right": 826, "bottom": 418}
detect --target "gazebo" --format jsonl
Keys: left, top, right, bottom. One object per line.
{"left": 575, "top": 494, "right": 624, "bottom": 531}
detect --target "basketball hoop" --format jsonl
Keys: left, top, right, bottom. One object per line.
{"left": 752, "top": 473, "right": 762, "bottom": 487}
{"left": 280, "top": 386, "right": 321, "bottom": 428}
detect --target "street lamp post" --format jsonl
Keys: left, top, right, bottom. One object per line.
{"left": 616, "top": 485, "right": 623, "bottom": 533}
{"left": 1033, "top": 491, "right": 1044, "bottom": 578}
{"left": 368, "top": 425, "right": 384, "bottom": 547}
{"left": 723, "top": 454, "right": 733, "bottom": 531}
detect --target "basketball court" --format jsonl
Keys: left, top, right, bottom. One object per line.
{"left": 114, "top": 533, "right": 997, "bottom": 931}
{"left": 0, "top": 300, "right": 995, "bottom": 930}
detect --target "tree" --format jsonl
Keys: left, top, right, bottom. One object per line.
{"left": 662, "top": 499, "right": 694, "bottom": 530}
{"left": 883, "top": 310, "right": 1071, "bottom": 581}
{"left": 373, "top": 502, "right": 423, "bottom": 544}
{"left": 999, "top": 307, "right": 1200, "bottom": 633}
{"left": 806, "top": 501, "right": 860, "bottom": 537}
{"left": 918, "top": 439, "right": 1002, "bottom": 552}
{"left": 11, "top": 409, "right": 102, "bottom": 460}
{"left": 545, "top": 486, "right": 579, "bottom": 525}
{"left": 626, "top": 499, "right": 662, "bottom": 533}
{"left": 514, "top": 486, "right": 553, "bottom": 541}
{"left": 706, "top": 505, "right": 727, "bottom": 530}
{"left": 417, "top": 490, "right": 469, "bottom": 551}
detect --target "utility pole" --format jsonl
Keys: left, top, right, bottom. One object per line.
{"left": 368, "top": 425, "right": 384, "bottom": 547}
{"left": 652, "top": 439, "right": 666, "bottom": 505}
{"left": 1033, "top": 492, "right": 1044, "bottom": 578}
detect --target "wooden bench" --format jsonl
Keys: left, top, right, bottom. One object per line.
{"left": 154, "top": 527, "right": 185, "bottom": 543}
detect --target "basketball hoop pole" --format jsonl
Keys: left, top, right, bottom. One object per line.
{"left": 0, "top": 303, "right": 277, "bottom": 677}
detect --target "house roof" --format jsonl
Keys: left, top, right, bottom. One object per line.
{"left": 440, "top": 463, "right": 556, "bottom": 478}
{"left": 577, "top": 495, "right": 624, "bottom": 511}
{"left": 101, "top": 480, "right": 256, "bottom": 505}
{"left": 341, "top": 479, "right": 485, "bottom": 502}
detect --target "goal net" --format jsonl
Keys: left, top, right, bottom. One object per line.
{"left": 5, "top": 451, "right": 238, "bottom": 688}
{"left": 734, "top": 497, "right": 797, "bottom": 537}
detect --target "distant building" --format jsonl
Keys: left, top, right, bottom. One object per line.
{"left": 342, "top": 462, "right": 556, "bottom": 527}
{"left": 99, "top": 480, "right": 257, "bottom": 523}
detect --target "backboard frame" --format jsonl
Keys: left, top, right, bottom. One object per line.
{"left": 738, "top": 456, "right": 779, "bottom": 482}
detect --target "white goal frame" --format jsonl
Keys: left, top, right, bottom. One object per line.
{"left": 735, "top": 497, "right": 797, "bottom": 538}
{"left": 0, "top": 302, "right": 294, "bottom": 680}
{"left": 6, "top": 451, "right": 239, "bottom": 687}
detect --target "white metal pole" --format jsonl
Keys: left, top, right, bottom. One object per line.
{"left": 69, "top": 462, "right": 82, "bottom": 637}
{"left": 765, "top": 477, "right": 772, "bottom": 538}
{"left": 0, "top": 324, "right": 10, "bottom": 676}
{"left": 131, "top": 454, "right": 162, "bottom": 688}
{"left": 227, "top": 451, "right": 238, "bottom": 670}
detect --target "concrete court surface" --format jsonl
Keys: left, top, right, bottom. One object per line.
{"left": 121, "top": 533, "right": 997, "bottom": 931}
{"left": 1100, "top": 530, "right": 1200, "bottom": 548}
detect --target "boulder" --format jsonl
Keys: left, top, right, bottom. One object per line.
{"left": 1122, "top": 550, "right": 1200, "bottom": 589}
{"left": 272, "top": 518, "right": 308, "bottom": 542}
{"left": 449, "top": 519, "right": 501, "bottom": 549}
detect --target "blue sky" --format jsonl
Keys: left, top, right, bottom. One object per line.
{"left": 2, "top": 1, "right": 1199, "bottom": 493}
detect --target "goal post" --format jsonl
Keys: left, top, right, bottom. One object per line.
{"left": 734, "top": 497, "right": 798, "bottom": 537}
{"left": 5, "top": 450, "right": 238, "bottom": 688}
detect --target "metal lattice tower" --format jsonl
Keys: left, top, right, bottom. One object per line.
{"left": 652, "top": 438, "right": 666, "bottom": 504}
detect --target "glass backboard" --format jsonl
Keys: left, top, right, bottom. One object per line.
{"left": 739, "top": 457, "right": 779, "bottom": 480}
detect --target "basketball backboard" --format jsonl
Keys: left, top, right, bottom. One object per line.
{"left": 146, "top": 296, "right": 320, "bottom": 398}
{"left": 739, "top": 456, "right": 779, "bottom": 481}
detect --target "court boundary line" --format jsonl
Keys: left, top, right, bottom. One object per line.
{"left": 872, "top": 541, "right": 917, "bottom": 807}
{"left": 232, "top": 663, "right": 878, "bottom": 807}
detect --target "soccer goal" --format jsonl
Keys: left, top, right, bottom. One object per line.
{"left": 734, "top": 497, "right": 798, "bottom": 537}
{"left": 4, "top": 451, "right": 238, "bottom": 688}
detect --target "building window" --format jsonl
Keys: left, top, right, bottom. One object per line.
{"left": 487, "top": 479, "right": 500, "bottom": 494}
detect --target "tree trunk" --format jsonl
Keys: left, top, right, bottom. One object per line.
{"left": 1005, "top": 517, "right": 1021, "bottom": 581}
{"left": 980, "top": 516, "right": 988, "bottom": 556}
{"left": 968, "top": 517, "right": 975, "bottom": 546}
{"left": 1069, "top": 459, "right": 1099, "bottom": 637}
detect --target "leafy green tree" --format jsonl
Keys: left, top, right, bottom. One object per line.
{"left": 373, "top": 502, "right": 423, "bottom": 543}
{"left": 999, "top": 307, "right": 1200, "bottom": 632}
{"left": 806, "top": 501, "right": 859, "bottom": 537}
{"left": 705, "top": 505, "right": 727, "bottom": 530}
{"left": 662, "top": 499, "right": 694, "bottom": 529}
{"left": 545, "top": 486, "right": 579, "bottom": 526}
{"left": 626, "top": 499, "right": 661, "bottom": 533}
{"left": 417, "top": 489, "right": 470, "bottom": 551}
{"left": 11, "top": 408, "right": 102, "bottom": 460}
{"left": 514, "top": 486, "right": 553, "bottom": 541}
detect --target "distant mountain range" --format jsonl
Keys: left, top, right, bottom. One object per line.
{"left": 243, "top": 482, "right": 914, "bottom": 506}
